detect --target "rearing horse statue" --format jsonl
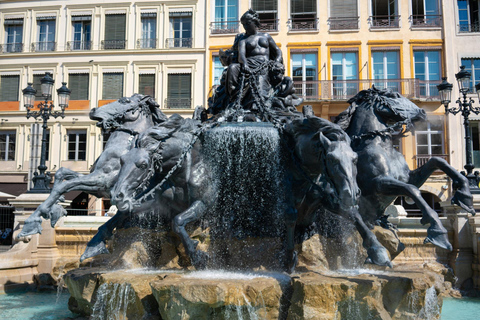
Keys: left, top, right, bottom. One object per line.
{"left": 335, "top": 87, "right": 475, "bottom": 252}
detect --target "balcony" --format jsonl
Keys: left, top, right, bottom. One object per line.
{"left": 66, "top": 41, "right": 92, "bottom": 51}
{"left": 414, "top": 154, "right": 449, "bottom": 171}
{"left": 329, "top": 17, "right": 359, "bottom": 31}
{"left": 259, "top": 19, "right": 279, "bottom": 32}
{"left": 1, "top": 43, "right": 23, "bottom": 53}
{"left": 165, "top": 38, "right": 192, "bottom": 48}
{"left": 458, "top": 23, "right": 480, "bottom": 33}
{"left": 210, "top": 21, "right": 240, "bottom": 34}
{"left": 31, "top": 42, "right": 56, "bottom": 52}
{"left": 137, "top": 39, "right": 157, "bottom": 49}
{"left": 292, "top": 79, "right": 440, "bottom": 101}
{"left": 101, "top": 40, "right": 127, "bottom": 50}
{"left": 288, "top": 17, "right": 318, "bottom": 31}
{"left": 164, "top": 98, "right": 192, "bottom": 109}
{"left": 410, "top": 15, "right": 442, "bottom": 28}
{"left": 370, "top": 15, "right": 400, "bottom": 29}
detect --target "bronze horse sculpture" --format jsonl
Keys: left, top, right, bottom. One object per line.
{"left": 335, "top": 87, "right": 475, "bottom": 252}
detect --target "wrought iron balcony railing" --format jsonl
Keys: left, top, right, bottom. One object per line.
{"left": 101, "top": 40, "right": 127, "bottom": 50}
{"left": 458, "top": 23, "right": 480, "bottom": 33}
{"left": 288, "top": 17, "right": 318, "bottom": 31}
{"left": 66, "top": 41, "right": 92, "bottom": 51}
{"left": 31, "top": 41, "right": 56, "bottom": 52}
{"left": 410, "top": 15, "right": 442, "bottom": 28}
{"left": 414, "top": 154, "right": 449, "bottom": 170}
{"left": 210, "top": 20, "right": 240, "bottom": 34}
{"left": 1, "top": 43, "right": 23, "bottom": 53}
{"left": 137, "top": 38, "right": 157, "bottom": 49}
{"left": 329, "top": 17, "right": 359, "bottom": 30}
{"left": 165, "top": 38, "right": 192, "bottom": 48}
{"left": 370, "top": 15, "right": 400, "bottom": 28}
{"left": 291, "top": 79, "right": 440, "bottom": 101}
{"left": 164, "top": 98, "right": 192, "bottom": 109}
{"left": 259, "top": 19, "right": 279, "bottom": 32}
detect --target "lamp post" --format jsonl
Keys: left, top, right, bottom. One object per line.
{"left": 437, "top": 66, "right": 480, "bottom": 193}
{"left": 22, "top": 72, "right": 71, "bottom": 193}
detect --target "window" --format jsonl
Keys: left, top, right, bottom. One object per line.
{"left": 71, "top": 16, "right": 91, "bottom": 50}
{"left": 371, "top": 0, "right": 399, "bottom": 28}
{"left": 67, "top": 129, "right": 86, "bottom": 161}
{"left": 415, "top": 116, "right": 444, "bottom": 155}
{"left": 331, "top": 51, "right": 358, "bottom": 98}
{"left": 36, "top": 18, "right": 56, "bottom": 51}
{"left": 252, "top": 0, "right": 278, "bottom": 31}
{"left": 291, "top": 52, "right": 317, "bottom": 98}
{"left": 103, "top": 14, "right": 126, "bottom": 49}
{"left": 168, "top": 13, "right": 192, "bottom": 48}
{"left": 0, "top": 75, "right": 19, "bottom": 101}
{"left": 329, "top": 0, "right": 358, "bottom": 30}
{"left": 140, "top": 13, "right": 157, "bottom": 48}
{"left": 458, "top": 1, "right": 480, "bottom": 32}
{"left": 69, "top": 74, "right": 89, "bottom": 100}
{"left": 0, "top": 131, "right": 15, "bottom": 161}
{"left": 4, "top": 18, "right": 23, "bottom": 53}
{"left": 414, "top": 50, "right": 441, "bottom": 98}
{"left": 102, "top": 73, "right": 124, "bottom": 100}
{"left": 44, "top": 129, "right": 50, "bottom": 161}
{"left": 138, "top": 74, "right": 155, "bottom": 98}
{"left": 291, "top": 0, "right": 317, "bottom": 31}
{"left": 372, "top": 50, "right": 400, "bottom": 91}
{"left": 411, "top": 0, "right": 441, "bottom": 27}
{"left": 213, "top": 0, "right": 238, "bottom": 33}
{"left": 213, "top": 56, "right": 225, "bottom": 86}
{"left": 461, "top": 58, "right": 480, "bottom": 93}
{"left": 166, "top": 73, "right": 191, "bottom": 108}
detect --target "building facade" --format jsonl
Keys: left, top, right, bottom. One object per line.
{"left": 0, "top": 0, "right": 206, "bottom": 214}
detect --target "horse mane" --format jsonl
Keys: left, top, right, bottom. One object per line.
{"left": 334, "top": 103, "right": 358, "bottom": 131}
{"left": 133, "top": 93, "right": 168, "bottom": 124}
{"left": 290, "top": 117, "right": 349, "bottom": 143}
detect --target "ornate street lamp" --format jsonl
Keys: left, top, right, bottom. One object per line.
{"left": 437, "top": 66, "right": 480, "bottom": 193}
{"left": 22, "top": 72, "right": 70, "bottom": 193}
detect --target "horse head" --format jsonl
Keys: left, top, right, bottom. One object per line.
{"left": 111, "top": 115, "right": 186, "bottom": 212}
{"left": 89, "top": 94, "right": 167, "bottom": 132}
{"left": 287, "top": 117, "right": 361, "bottom": 211}
{"left": 336, "top": 86, "right": 426, "bottom": 135}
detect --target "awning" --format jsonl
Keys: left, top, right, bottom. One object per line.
{"left": 64, "top": 190, "right": 83, "bottom": 201}
{"left": 0, "top": 183, "right": 28, "bottom": 197}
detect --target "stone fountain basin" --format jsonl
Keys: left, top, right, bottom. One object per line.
{"left": 64, "top": 264, "right": 449, "bottom": 320}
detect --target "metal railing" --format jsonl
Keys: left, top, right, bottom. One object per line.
{"left": 31, "top": 41, "right": 56, "bottom": 52}
{"left": 210, "top": 20, "right": 240, "bottom": 34}
{"left": 414, "top": 154, "right": 449, "bottom": 170}
{"left": 410, "top": 15, "right": 442, "bottom": 28}
{"left": 66, "top": 41, "right": 92, "bottom": 51}
{"left": 458, "top": 23, "right": 480, "bottom": 33}
{"left": 291, "top": 79, "right": 441, "bottom": 101}
{"left": 329, "top": 17, "right": 359, "bottom": 30}
{"left": 1, "top": 43, "right": 23, "bottom": 53}
{"left": 66, "top": 208, "right": 109, "bottom": 216}
{"left": 101, "top": 40, "right": 127, "bottom": 50}
{"left": 165, "top": 38, "right": 192, "bottom": 48}
{"left": 137, "top": 38, "right": 157, "bottom": 49}
{"left": 259, "top": 19, "right": 279, "bottom": 32}
{"left": 164, "top": 98, "right": 192, "bottom": 109}
{"left": 370, "top": 15, "right": 400, "bottom": 28}
{"left": 288, "top": 17, "right": 318, "bottom": 31}
{"left": 0, "top": 205, "right": 14, "bottom": 246}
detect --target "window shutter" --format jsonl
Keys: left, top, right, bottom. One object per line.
{"left": 0, "top": 75, "right": 19, "bottom": 101}
{"left": 139, "top": 74, "right": 155, "bottom": 98}
{"left": 105, "top": 14, "right": 126, "bottom": 41}
{"left": 330, "top": 0, "right": 357, "bottom": 17}
{"left": 292, "top": 0, "right": 316, "bottom": 15}
{"left": 69, "top": 74, "right": 89, "bottom": 100}
{"left": 102, "top": 73, "right": 124, "bottom": 99}
{"left": 71, "top": 15, "right": 91, "bottom": 22}
{"left": 252, "top": 0, "right": 277, "bottom": 12}
{"left": 168, "top": 74, "right": 191, "bottom": 99}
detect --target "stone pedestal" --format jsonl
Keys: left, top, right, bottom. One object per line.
{"left": 470, "top": 215, "right": 480, "bottom": 290}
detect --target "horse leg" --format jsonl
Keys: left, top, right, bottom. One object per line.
{"left": 409, "top": 157, "right": 475, "bottom": 215}
{"left": 172, "top": 200, "right": 208, "bottom": 269}
{"left": 80, "top": 211, "right": 128, "bottom": 261}
{"left": 374, "top": 176, "right": 453, "bottom": 251}
{"left": 345, "top": 208, "right": 392, "bottom": 267}
{"left": 55, "top": 167, "right": 83, "bottom": 182}
{"left": 284, "top": 206, "right": 298, "bottom": 274}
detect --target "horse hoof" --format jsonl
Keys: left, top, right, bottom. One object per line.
{"left": 18, "top": 220, "right": 43, "bottom": 238}
{"left": 424, "top": 227, "right": 453, "bottom": 251}
{"left": 452, "top": 190, "right": 476, "bottom": 216}
{"left": 365, "top": 246, "right": 392, "bottom": 268}
{"left": 50, "top": 205, "right": 67, "bottom": 227}
{"left": 191, "top": 250, "right": 209, "bottom": 270}
{"left": 285, "top": 250, "right": 298, "bottom": 274}
{"left": 80, "top": 242, "right": 110, "bottom": 262}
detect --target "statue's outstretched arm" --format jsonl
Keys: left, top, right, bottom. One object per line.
{"left": 267, "top": 34, "right": 282, "bottom": 63}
